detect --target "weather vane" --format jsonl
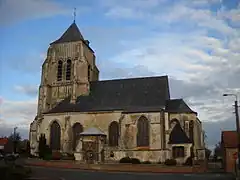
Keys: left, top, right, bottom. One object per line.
{"left": 73, "top": 8, "right": 76, "bottom": 23}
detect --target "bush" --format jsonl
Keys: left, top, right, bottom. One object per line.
{"left": 142, "top": 161, "right": 151, "bottom": 164}
{"left": 164, "top": 159, "right": 177, "bottom": 166}
{"left": 183, "top": 157, "right": 193, "bottom": 166}
{"left": 52, "top": 151, "right": 62, "bottom": 160}
{"left": 131, "top": 158, "right": 141, "bottom": 164}
{"left": 62, "top": 153, "right": 75, "bottom": 160}
{"left": 119, "top": 157, "right": 132, "bottom": 163}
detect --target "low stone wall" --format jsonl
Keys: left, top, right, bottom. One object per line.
{"left": 25, "top": 159, "right": 207, "bottom": 174}
{"left": 107, "top": 150, "right": 169, "bottom": 163}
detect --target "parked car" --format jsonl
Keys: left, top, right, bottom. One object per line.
{"left": 4, "top": 153, "right": 19, "bottom": 161}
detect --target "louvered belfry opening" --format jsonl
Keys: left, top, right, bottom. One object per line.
{"left": 108, "top": 121, "right": 119, "bottom": 147}
{"left": 57, "top": 60, "right": 63, "bottom": 81}
{"left": 50, "top": 121, "right": 61, "bottom": 150}
{"left": 72, "top": 122, "right": 83, "bottom": 151}
{"left": 137, "top": 116, "right": 150, "bottom": 147}
{"left": 66, "top": 59, "right": 72, "bottom": 80}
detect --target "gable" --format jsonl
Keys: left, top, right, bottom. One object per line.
{"left": 168, "top": 122, "right": 192, "bottom": 144}
{"left": 165, "top": 99, "right": 196, "bottom": 114}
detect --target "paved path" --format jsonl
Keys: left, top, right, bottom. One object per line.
{"left": 30, "top": 166, "right": 235, "bottom": 180}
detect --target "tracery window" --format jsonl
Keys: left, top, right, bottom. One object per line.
{"left": 108, "top": 121, "right": 119, "bottom": 147}
{"left": 72, "top": 123, "right": 83, "bottom": 151}
{"left": 50, "top": 121, "right": 61, "bottom": 150}
{"left": 137, "top": 116, "right": 149, "bottom": 147}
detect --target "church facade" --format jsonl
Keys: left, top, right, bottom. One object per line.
{"left": 29, "top": 21, "right": 205, "bottom": 164}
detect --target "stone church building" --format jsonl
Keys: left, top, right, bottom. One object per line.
{"left": 29, "top": 21, "right": 205, "bottom": 164}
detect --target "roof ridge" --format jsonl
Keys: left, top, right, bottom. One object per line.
{"left": 94, "top": 75, "right": 168, "bottom": 83}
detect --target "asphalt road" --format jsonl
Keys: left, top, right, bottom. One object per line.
{"left": 30, "top": 166, "right": 235, "bottom": 180}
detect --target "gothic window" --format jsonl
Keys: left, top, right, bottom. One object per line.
{"left": 50, "top": 121, "right": 61, "bottom": 150}
{"left": 189, "top": 121, "right": 194, "bottom": 143}
{"left": 72, "top": 123, "right": 83, "bottom": 151}
{"left": 172, "top": 146, "right": 185, "bottom": 158}
{"left": 57, "top": 60, "right": 63, "bottom": 81}
{"left": 170, "top": 118, "right": 180, "bottom": 129}
{"left": 88, "top": 64, "right": 91, "bottom": 81}
{"left": 108, "top": 121, "right": 119, "bottom": 147}
{"left": 66, "top": 59, "right": 71, "bottom": 80}
{"left": 184, "top": 121, "right": 189, "bottom": 134}
{"left": 137, "top": 116, "right": 149, "bottom": 147}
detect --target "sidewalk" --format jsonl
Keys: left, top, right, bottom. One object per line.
{"left": 25, "top": 159, "right": 207, "bottom": 174}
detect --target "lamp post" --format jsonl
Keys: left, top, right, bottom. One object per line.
{"left": 13, "top": 127, "right": 18, "bottom": 154}
{"left": 223, "top": 93, "right": 240, "bottom": 168}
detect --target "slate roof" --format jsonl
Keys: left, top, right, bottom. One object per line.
{"left": 80, "top": 127, "right": 106, "bottom": 136}
{"left": 168, "top": 122, "right": 192, "bottom": 144}
{"left": 46, "top": 75, "right": 170, "bottom": 114}
{"left": 221, "top": 131, "right": 238, "bottom": 148}
{"left": 50, "top": 22, "right": 84, "bottom": 45}
{"left": 165, "top": 99, "right": 197, "bottom": 114}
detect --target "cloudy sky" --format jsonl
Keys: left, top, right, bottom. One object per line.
{"left": 0, "top": 0, "right": 239, "bottom": 149}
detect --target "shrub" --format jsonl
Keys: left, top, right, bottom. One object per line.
{"left": 131, "top": 158, "right": 141, "bottom": 164}
{"left": 183, "top": 157, "right": 193, "bottom": 166}
{"left": 62, "top": 153, "right": 75, "bottom": 160}
{"left": 52, "top": 151, "right": 62, "bottom": 160}
{"left": 38, "top": 134, "right": 47, "bottom": 159}
{"left": 142, "top": 161, "right": 151, "bottom": 164}
{"left": 119, "top": 157, "right": 132, "bottom": 163}
{"left": 164, "top": 159, "right": 177, "bottom": 166}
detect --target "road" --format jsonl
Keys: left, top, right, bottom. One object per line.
{"left": 30, "top": 166, "right": 235, "bottom": 180}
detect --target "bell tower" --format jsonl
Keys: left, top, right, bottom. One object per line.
{"left": 37, "top": 21, "right": 99, "bottom": 115}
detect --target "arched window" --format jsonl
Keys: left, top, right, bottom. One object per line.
{"left": 88, "top": 64, "right": 91, "bottom": 81}
{"left": 57, "top": 60, "right": 63, "bottom": 81}
{"left": 108, "top": 121, "right": 119, "bottom": 147}
{"left": 137, "top": 116, "right": 149, "bottom": 147}
{"left": 50, "top": 121, "right": 61, "bottom": 150}
{"left": 66, "top": 59, "right": 71, "bottom": 80}
{"left": 72, "top": 123, "right": 83, "bottom": 151}
{"left": 170, "top": 118, "right": 180, "bottom": 129}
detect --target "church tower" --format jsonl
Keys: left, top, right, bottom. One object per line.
{"left": 37, "top": 21, "right": 99, "bottom": 115}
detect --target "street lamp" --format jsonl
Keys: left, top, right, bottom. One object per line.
{"left": 13, "top": 127, "right": 18, "bottom": 154}
{"left": 223, "top": 93, "right": 240, "bottom": 168}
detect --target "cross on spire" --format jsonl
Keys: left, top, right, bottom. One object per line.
{"left": 73, "top": 8, "right": 76, "bottom": 23}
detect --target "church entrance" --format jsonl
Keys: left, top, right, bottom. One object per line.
{"left": 82, "top": 141, "right": 98, "bottom": 163}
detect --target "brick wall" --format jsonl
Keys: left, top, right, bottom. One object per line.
{"left": 225, "top": 148, "right": 238, "bottom": 173}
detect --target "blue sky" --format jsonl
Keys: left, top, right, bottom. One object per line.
{"left": 0, "top": 0, "right": 239, "bottom": 148}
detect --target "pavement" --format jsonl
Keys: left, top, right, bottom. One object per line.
{"left": 29, "top": 166, "right": 235, "bottom": 180}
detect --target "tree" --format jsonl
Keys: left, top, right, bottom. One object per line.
{"left": 8, "top": 132, "right": 22, "bottom": 153}
{"left": 38, "top": 134, "right": 47, "bottom": 159}
{"left": 213, "top": 141, "right": 222, "bottom": 161}
{"left": 205, "top": 148, "right": 212, "bottom": 160}
{"left": 8, "top": 132, "right": 21, "bottom": 142}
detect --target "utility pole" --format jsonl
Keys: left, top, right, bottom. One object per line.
{"left": 223, "top": 94, "right": 240, "bottom": 169}
{"left": 235, "top": 100, "right": 240, "bottom": 169}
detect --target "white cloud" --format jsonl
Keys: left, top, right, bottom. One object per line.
{"left": 0, "top": 0, "right": 90, "bottom": 26}
{"left": 14, "top": 85, "right": 38, "bottom": 97}
{"left": 0, "top": 97, "right": 37, "bottom": 129}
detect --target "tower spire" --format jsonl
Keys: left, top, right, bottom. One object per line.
{"left": 73, "top": 8, "right": 76, "bottom": 23}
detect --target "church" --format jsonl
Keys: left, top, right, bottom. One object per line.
{"left": 29, "top": 20, "right": 205, "bottom": 164}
